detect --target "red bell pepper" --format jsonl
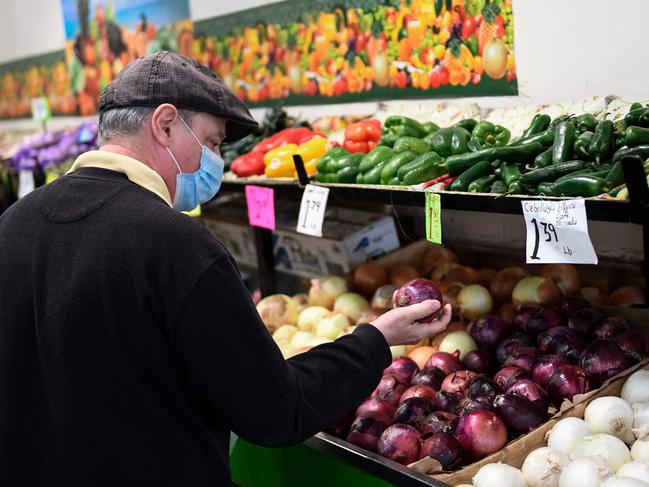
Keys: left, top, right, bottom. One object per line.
{"left": 231, "top": 151, "right": 265, "bottom": 177}
{"left": 252, "top": 127, "right": 322, "bottom": 153}
{"left": 343, "top": 119, "right": 381, "bottom": 154}
{"left": 344, "top": 140, "right": 370, "bottom": 153}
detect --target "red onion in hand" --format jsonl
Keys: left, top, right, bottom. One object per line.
{"left": 455, "top": 409, "right": 508, "bottom": 461}
{"left": 493, "top": 393, "right": 547, "bottom": 434}
{"left": 470, "top": 315, "right": 510, "bottom": 351}
{"left": 494, "top": 366, "right": 529, "bottom": 391}
{"left": 393, "top": 278, "right": 443, "bottom": 322}
{"left": 532, "top": 355, "right": 571, "bottom": 390}
{"left": 579, "top": 339, "right": 630, "bottom": 384}
{"left": 506, "top": 379, "right": 548, "bottom": 412}
{"left": 393, "top": 397, "right": 435, "bottom": 427}
{"left": 418, "top": 411, "right": 459, "bottom": 437}
{"left": 424, "top": 351, "right": 463, "bottom": 377}
{"left": 377, "top": 424, "right": 421, "bottom": 465}
{"left": 548, "top": 364, "right": 593, "bottom": 407}
{"left": 384, "top": 357, "right": 419, "bottom": 384}
{"left": 420, "top": 432, "right": 464, "bottom": 469}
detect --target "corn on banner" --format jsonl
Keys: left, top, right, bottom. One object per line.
{"left": 193, "top": 0, "right": 517, "bottom": 106}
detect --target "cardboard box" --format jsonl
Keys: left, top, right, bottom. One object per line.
{"left": 200, "top": 199, "right": 400, "bottom": 278}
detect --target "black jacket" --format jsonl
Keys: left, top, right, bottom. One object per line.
{"left": 0, "top": 167, "right": 391, "bottom": 487}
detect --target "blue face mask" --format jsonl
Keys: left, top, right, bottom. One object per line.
{"left": 167, "top": 118, "right": 224, "bottom": 211}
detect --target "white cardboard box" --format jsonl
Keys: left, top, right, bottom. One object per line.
{"left": 200, "top": 201, "right": 400, "bottom": 278}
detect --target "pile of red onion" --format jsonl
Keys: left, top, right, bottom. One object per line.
{"left": 325, "top": 291, "right": 644, "bottom": 471}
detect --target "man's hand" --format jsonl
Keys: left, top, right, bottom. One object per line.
{"left": 370, "top": 300, "right": 452, "bottom": 346}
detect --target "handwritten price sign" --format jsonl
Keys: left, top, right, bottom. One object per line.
{"left": 521, "top": 199, "right": 598, "bottom": 264}
{"left": 296, "top": 184, "right": 329, "bottom": 237}
{"left": 245, "top": 185, "right": 275, "bottom": 230}
{"left": 425, "top": 192, "right": 442, "bottom": 244}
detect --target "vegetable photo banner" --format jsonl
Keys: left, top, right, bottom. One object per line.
{"left": 193, "top": 0, "right": 517, "bottom": 106}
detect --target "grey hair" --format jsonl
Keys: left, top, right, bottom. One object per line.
{"left": 97, "top": 106, "right": 196, "bottom": 146}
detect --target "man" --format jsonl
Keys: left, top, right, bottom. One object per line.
{"left": 0, "top": 52, "right": 451, "bottom": 486}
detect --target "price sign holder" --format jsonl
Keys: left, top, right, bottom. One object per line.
{"left": 31, "top": 97, "right": 51, "bottom": 132}
{"left": 521, "top": 199, "right": 598, "bottom": 264}
{"left": 425, "top": 192, "right": 442, "bottom": 244}
{"left": 297, "top": 184, "right": 329, "bottom": 237}
{"left": 245, "top": 185, "right": 275, "bottom": 230}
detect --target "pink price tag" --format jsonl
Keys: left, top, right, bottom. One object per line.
{"left": 245, "top": 185, "right": 275, "bottom": 230}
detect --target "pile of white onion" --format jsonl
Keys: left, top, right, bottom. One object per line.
{"left": 469, "top": 368, "right": 649, "bottom": 487}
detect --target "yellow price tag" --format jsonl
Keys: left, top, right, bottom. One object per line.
{"left": 425, "top": 192, "right": 442, "bottom": 244}
{"left": 183, "top": 205, "right": 202, "bottom": 218}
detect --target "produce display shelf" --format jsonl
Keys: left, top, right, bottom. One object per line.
{"left": 219, "top": 180, "right": 634, "bottom": 223}
{"left": 303, "top": 433, "right": 448, "bottom": 487}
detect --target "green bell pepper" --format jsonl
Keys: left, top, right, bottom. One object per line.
{"left": 521, "top": 114, "right": 551, "bottom": 139}
{"left": 424, "top": 127, "right": 471, "bottom": 158}
{"left": 335, "top": 166, "right": 360, "bottom": 183}
{"left": 422, "top": 121, "right": 440, "bottom": 135}
{"left": 471, "top": 121, "right": 511, "bottom": 148}
{"left": 358, "top": 146, "right": 395, "bottom": 173}
{"left": 467, "top": 139, "right": 484, "bottom": 152}
{"left": 552, "top": 121, "right": 577, "bottom": 164}
{"left": 384, "top": 116, "right": 427, "bottom": 138}
{"left": 624, "top": 103, "right": 649, "bottom": 128}
{"left": 573, "top": 131, "right": 593, "bottom": 159}
{"left": 316, "top": 147, "right": 349, "bottom": 173}
{"left": 393, "top": 136, "right": 431, "bottom": 155}
{"left": 378, "top": 132, "right": 400, "bottom": 147}
{"left": 454, "top": 119, "right": 478, "bottom": 132}
{"left": 589, "top": 120, "right": 615, "bottom": 162}
{"left": 624, "top": 126, "right": 649, "bottom": 147}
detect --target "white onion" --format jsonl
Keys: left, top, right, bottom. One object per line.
{"left": 559, "top": 457, "right": 613, "bottom": 487}
{"left": 585, "top": 397, "right": 635, "bottom": 444}
{"left": 616, "top": 461, "right": 649, "bottom": 481}
{"left": 457, "top": 284, "right": 494, "bottom": 320}
{"left": 474, "top": 462, "right": 526, "bottom": 487}
{"left": 316, "top": 313, "right": 350, "bottom": 340}
{"left": 548, "top": 418, "right": 594, "bottom": 455}
{"left": 570, "top": 434, "right": 631, "bottom": 472}
{"left": 632, "top": 403, "right": 649, "bottom": 440}
{"left": 631, "top": 438, "right": 649, "bottom": 463}
{"left": 290, "top": 331, "right": 316, "bottom": 349}
{"left": 297, "top": 306, "right": 331, "bottom": 332}
{"left": 621, "top": 370, "right": 649, "bottom": 405}
{"left": 273, "top": 324, "right": 298, "bottom": 342}
{"left": 308, "top": 275, "right": 348, "bottom": 309}
{"left": 438, "top": 331, "right": 478, "bottom": 359}
{"left": 334, "top": 293, "right": 370, "bottom": 321}
{"left": 522, "top": 447, "right": 569, "bottom": 487}
{"left": 601, "top": 476, "right": 649, "bottom": 487}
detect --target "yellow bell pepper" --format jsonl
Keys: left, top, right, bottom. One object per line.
{"left": 264, "top": 143, "right": 298, "bottom": 178}
{"left": 296, "top": 136, "right": 328, "bottom": 176}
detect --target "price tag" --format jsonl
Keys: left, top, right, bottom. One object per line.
{"left": 31, "top": 97, "right": 51, "bottom": 123}
{"left": 18, "top": 170, "right": 35, "bottom": 199}
{"left": 245, "top": 185, "right": 275, "bottom": 230}
{"left": 296, "top": 184, "right": 329, "bottom": 237}
{"left": 521, "top": 199, "right": 598, "bottom": 264}
{"left": 425, "top": 192, "right": 442, "bottom": 244}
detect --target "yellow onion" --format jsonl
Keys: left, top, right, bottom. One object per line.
{"left": 457, "top": 284, "right": 494, "bottom": 320}
{"left": 316, "top": 312, "right": 351, "bottom": 340}
{"left": 297, "top": 306, "right": 331, "bottom": 332}
{"left": 273, "top": 324, "right": 298, "bottom": 342}
{"left": 256, "top": 294, "right": 299, "bottom": 332}
{"left": 512, "top": 276, "right": 560, "bottom": 309}
{"left": 308, "top": 275, "right": 348, "bottom": 309}
{"left": 437, "top": 331, "right": 478, "bottom": 360}
{"left": 334, "top": 292, "right": 370, "bottom": 321}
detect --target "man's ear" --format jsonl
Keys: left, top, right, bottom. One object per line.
{"left": 150, "top": 104, "right": 180, "bottom": 148}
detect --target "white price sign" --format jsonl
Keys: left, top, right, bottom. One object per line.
{"left": 521, "top": 199, "right": 598, "bottom": 264}
{"left": 31, "top": 97, "right": 51, "bottom": 122}
{"left": 18, "top": 170, "right": 35, "bottom": 199}
{"left": 296, "top": 184, "right": 329, "bottom": 237}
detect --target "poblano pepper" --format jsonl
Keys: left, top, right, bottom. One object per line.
{"left": 552, "top": 121, "right": 577, "bottom": 164}
{"left": 574, "top": 113, "right": 598, "bottom": 134}
{"left": 521, "top": 114, "right": 551, "bottom": 139}
{"left": 471, "top": 121, "right": 512, "bottom": 148}
{"left": 589, "top": 120, "right": 615, "bottom": 162}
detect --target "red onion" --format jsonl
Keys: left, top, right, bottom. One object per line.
{"left": 469, "top": 375, "right": 500, "bottom": 401}
{"left": 441, "top": 370, "right": 477, "bottom": 397}
{"left": 579, "top": 339, "right": 630, "bottom": 384}
{"left": 399, "top": 385, "right": 437, "bottom": 405}
{"left": 418, "top": 411, "right": 459, "bottom": 437}
{"left": 512, "top": 306, "right": 540, "bottom": 332}
{"left": 594, "top": 316, "right": 635, "bottom": 340}
{"left": 393, "top": 397, "right": 435, "bottom": 427}
{"left": 494, "top": 366, "right": 529, "bottom": 391}
{"left": 458, "top": 397, "right": 493, "bottom": 416}
{"left": 506, "top": 380, "right": 548, "bottom": 412}
{"left": 525, "top": 307, "right": 564, "bottom": 336}
{"left": 503, "top": 346, "right": 539, "bottom": 374}
{"left": 463, "top": 350, "right": 494, "bottom": 375}
{"left": 371, "top": 375, "right": 409, "bottom": 407}
{"left": 323, "top": 412, "right": 354, "bottom": 438}
{"left": 496, "top": 332, "right": 533, "bottom": 365}
{"left": 377, "top": 424, "right": 421, "bottom": 465}
{"left": 568, "top": 307, "right": 605, "bottom": 335}
{"left": 617, "top": 330, "right": 648, "bottom": 364}
{"left": 355, "top": 398, "right": 397, "bottom": 424}
{"left": 424, "top": 351, "right": 463, "bottom": 377}
{"left": 470, "top": 315, "right": 510, "bottom": 351}
{"left": 493, "top": 393, "right": 547, "bottom": 434}
{"left": 434, "top": 391, "right": 461, "bottom": 414}
{"left": 420, "top": 432, "right": 464, "bottom": 469}
{"left": 455, "top": 409, "right": 508, "bottom": 461}
{"left": 557, "top": 295, "right": 591, "bottom": 318}
{"left": 347, "top": 417, "right": 389, "bottom": 452}
{"left": 538, "top": 326, "right": 580, "bottom": 354}
{"left": 548, "top": 364, "right": 593, "bottom": 407}
{"left": 411, "top": 367, "right": 446, "bottom": 390}
{"left": 384, "top": 357, "right": 419, "bottom": 384}
{"left": 556, "top": 335, "right": 587, "bottom": 364}
{"left": 532, "top": 355, "right": 571, "bottom": 390}
{"left": 393, "top": 278, "right": 443, "bottom": 323}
